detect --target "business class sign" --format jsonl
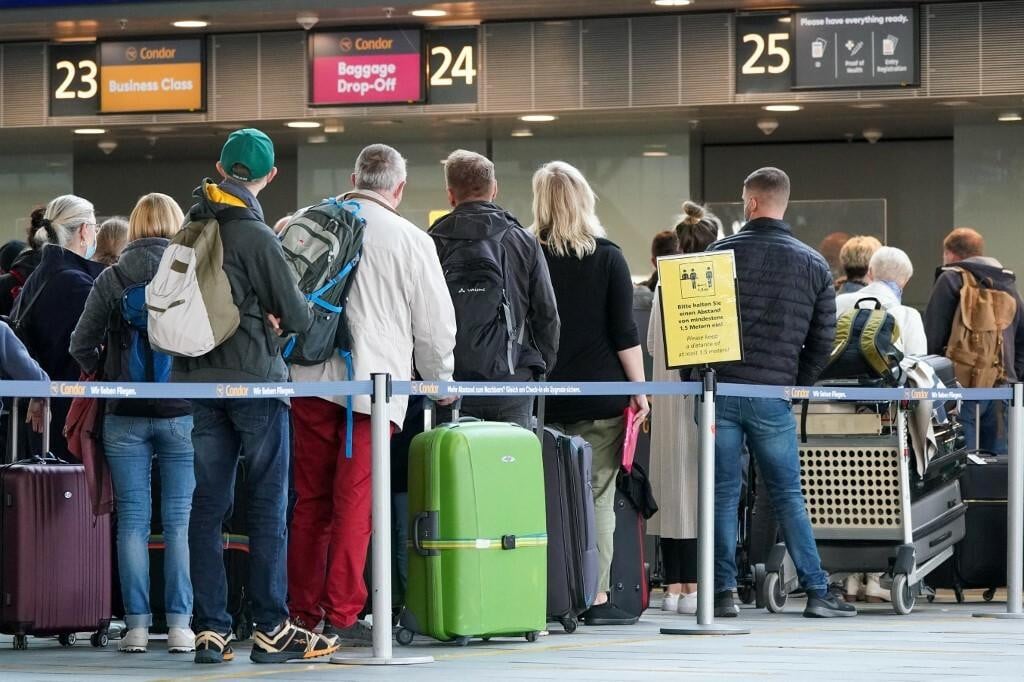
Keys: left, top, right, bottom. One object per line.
{"left": 49, "top": 38, "right": 204, "bottom": 115}
{"left": 310, "top": 29, "right": 424, "bottom": 105}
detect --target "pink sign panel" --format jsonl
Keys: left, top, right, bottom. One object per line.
{"left": 310, "top": 30, "right": 423, "bottom": 105}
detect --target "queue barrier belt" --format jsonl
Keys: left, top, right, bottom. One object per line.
{"left": 0, "top": 379, "right": 1012, "bottom": 401}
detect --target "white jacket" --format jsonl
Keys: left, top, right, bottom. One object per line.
{"left": 290, "top": 189, "right": 457, "bottom": 426}
{"left": 834, "top": 281, "right": 927, "bottom": 356}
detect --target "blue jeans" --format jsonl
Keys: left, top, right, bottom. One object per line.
{"left": 962, "top": 400, "right": 1008, "bottom": 454}
{"left": 105, "top": 415, "right": 195, "bottom": 630}
{"left": 189, "top": 399, "right": 290, "bottom": 634}
{"left": 715, "top": 397, "right": 827, "bottom": 594}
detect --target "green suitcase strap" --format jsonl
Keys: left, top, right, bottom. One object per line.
{"left": 149, "top": 532, "right": 249, "bottom": 552}
{"left": 414, "top": 533, "right": 548, "bottom": 553}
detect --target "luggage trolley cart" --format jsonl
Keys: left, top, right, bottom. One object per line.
{"left": 760, "top": 398, "right": 967, "bottom": 616}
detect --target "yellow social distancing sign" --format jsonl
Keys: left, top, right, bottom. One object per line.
{"left": 656, "top": 250, "right": 743, "bottom": 369}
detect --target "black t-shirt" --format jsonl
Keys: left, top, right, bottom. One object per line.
{"left": 543, "top": 237, "right": 640, "bottom": 424}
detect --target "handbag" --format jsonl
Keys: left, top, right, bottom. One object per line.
{"left": 64, "top": 371, "right": 112, "bottom": 517}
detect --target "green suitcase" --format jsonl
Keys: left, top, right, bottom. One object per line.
{"left": 398, "top": 420, "right": 547, "bottom": 646}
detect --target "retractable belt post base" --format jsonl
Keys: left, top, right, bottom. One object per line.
{"left": 332, "top": 373, "right": 434, "bottom": 667}
{"left": 974, "top": 382, "right": 1024, "bottom": 620}
{"left": 662, "top": 367, "right": 749, "bottom": 637}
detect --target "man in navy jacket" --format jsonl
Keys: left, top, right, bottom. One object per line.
{"left": 706, "top": 167, "right": 855, "bottom": 619}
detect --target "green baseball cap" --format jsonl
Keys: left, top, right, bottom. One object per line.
{"left": 220, "top": 128, "right": 275, "bottom": 181}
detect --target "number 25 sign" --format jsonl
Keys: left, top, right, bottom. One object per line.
{"left": 735, "top": 14, "right": 794, "bottom": 95}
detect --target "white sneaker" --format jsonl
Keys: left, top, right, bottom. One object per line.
{"left": 678, "top": 592, "right": 698, "bottom": 615}
{"left": 167, "top": 627, "right": 196, "bottom": 653}
{"left": 118, "top": 627, "right": 148, "bottom": 653}
{"left": 661, "top": 592, "right": 681, "bottom": 612}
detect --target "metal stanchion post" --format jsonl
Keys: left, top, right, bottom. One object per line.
{"left": 333, "top": 374, "right": 435, "bottom": 665}
{"left": 975, "top": 382, "right": 1024, "bottom": 619}
{"left": 662, "top": 368, "right": 749, "bottom": 636}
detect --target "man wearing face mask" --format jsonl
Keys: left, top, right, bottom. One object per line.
{"left": 704, "top": 168, "right": 853, "bottom": 619}
{"left": 9, "top": 194, "right": 105, "bottom": 460}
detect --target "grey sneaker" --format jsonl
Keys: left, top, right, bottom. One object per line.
{"left": 804, "top": 590, "right": 858, "bottom": 618}
{"left": 323, "top": 619, "right": 373, "bottom": 647}
{"left": 714, "top": 591, "right": 740, "bottom": 618}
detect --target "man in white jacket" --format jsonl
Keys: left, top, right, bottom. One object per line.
{"left": 287, "top": 144, "right": 457, "bottom": 645}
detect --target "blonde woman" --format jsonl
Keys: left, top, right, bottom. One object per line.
{"left": 531, "top": 161, "right": 650, "bottom": 626}
{"left": 94, "top": 216, "right": 130, "bottom": 265}
{"left": 70, "top": 193, "right": 195, "bottom": 655}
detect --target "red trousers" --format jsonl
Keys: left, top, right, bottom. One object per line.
{"left": 288, "top": 397, "right": 386, "bottom": 628}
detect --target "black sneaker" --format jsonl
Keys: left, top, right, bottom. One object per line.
{"left": 194, "top": 630, "right": 234, "bottom": 664}
{"left": 804, "top": 589, "right": 858, "bottom": 618}
{"left": 581, "top": 602, "right": 639, "bottom": 626}
{"left": 714, "top": 591, "right": 739, "bottom": 618}
{"left": 323, "top": 619, "right": 373, "bottom": 647}
{"left": 250, "top": 620, "right": 340, "bottom": 664}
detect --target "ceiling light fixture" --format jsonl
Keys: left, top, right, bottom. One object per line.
{"left": 286, "top": 121, "right": 321, "bottom": 129}
{"left": 998, "top": 113, "right": 1023, "bottom": 123}
{"left": 74, "top": 127, "right": 106, "bottom": 135}
{"left": 519, "top": 114, "right": 557, "bottom": 123}
{"left": 411, "top": 9, "right": 448, "bottom": 17}
{"left": 172, "top": 20, "right": 209, "bottom": 29}
{"left": 652, "top": 0, "right": 692, "bottom": 6}
{"left": 851, "top": 103, "right": 885, "bottom": 109}
{"left": 643, "top": 151, "right": 669, "bottom": 157}
{"left": 323, "top": 123, "right": 345, "bottom": 134}
{"left": 307, "top": 134, "right": 328, "bottom": 144}
{"left": 762, "top": 104, "right": 802, "bottom": 112}
{"left": 510, "top": 128, "right": 534, "bottom": 137}
{"left": 778, "top": 16, "right": 792, "bottom": 23}
{"left": 938, "top": 100, "right": 971, "bottom": 107}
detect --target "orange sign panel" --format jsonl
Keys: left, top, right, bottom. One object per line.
{"left": 99, "top": 39, "right": 204, "bottom": 113}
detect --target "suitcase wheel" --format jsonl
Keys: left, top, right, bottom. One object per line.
{"left": 891, "top": 574, "right": 916, "bottom": 616}
{"left": 395, "top": 628, "right": 414, "bottom": 647}
{"left": 762, "top": 572, "right": 788, "bottom": 613}
{"left": 983, "top": 588, "right": 996, "bottom": 602}
{"left": 13, "top": 635, "right": 28, "bottom": 650}
{"left": 59, "top": 633, "right": 77, "bottom": 648}
{"left": 455, "top": 636, "right": 471, "bottom": 647}
{"left": 90, "top": 631, "right": 109, "bottom": 648}
{"left": 525, "top": 631, "right": 539, "bottom": 643}
{"left": 560, "top": 617, "right": 578, "bottom": 634}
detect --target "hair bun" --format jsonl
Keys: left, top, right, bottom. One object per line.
{"left": 681, "top": 200, "right": 706, "bottom": 225}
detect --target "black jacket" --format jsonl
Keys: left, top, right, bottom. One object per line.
{"left": 924, "top": 258, "right": 1024, "bottom": 383}
{"left": 430, "top": 201, "right": 560, "bottom": 379}
{"left": 11, "top": 244, "right": 105, "bottom": 381}
{"left": 172, "top": 180, "right": 311, "bottom": 385}
{"left": 706, "top": 218, "right": 836, "bottom": 386}
{"left": 0, "top": 248, "right": 42, "bottom": 318}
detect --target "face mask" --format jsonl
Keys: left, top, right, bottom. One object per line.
{"left": 84, "top": 237, "right": 97, "bottom": 260}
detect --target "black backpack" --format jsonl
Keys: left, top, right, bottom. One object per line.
{"left": 436, "top": 228, "right": 520, "bottom": 381}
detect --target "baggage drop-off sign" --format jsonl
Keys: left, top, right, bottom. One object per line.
{"left": 656, "top": 250, "right": 743, "bottom": 369}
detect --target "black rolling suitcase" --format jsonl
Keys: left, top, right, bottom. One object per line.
{"left": 932, "top": 451, "right": 1009, "bottom": 601}
{"left": 540, "top": 425, "right": 599, "bottom": 633}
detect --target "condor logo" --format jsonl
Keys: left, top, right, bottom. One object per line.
{"left": 56, "top": 383, "right": 86, "bottom": 397}
{"left": 785, "top": 388, "right": 810, "bottom": 399}
{"left": 909, "top": 390, "right": 929, "bottom": 400}
{"left": 217, "top": 385, "right": 250, "bottom": 398}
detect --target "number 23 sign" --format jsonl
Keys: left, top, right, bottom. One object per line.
{"left": 735, "top": 14, "right": 794, "bottom": 94}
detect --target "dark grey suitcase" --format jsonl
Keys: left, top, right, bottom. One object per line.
{"left": 541, "top": 426, "right": 598, "bottom": 633}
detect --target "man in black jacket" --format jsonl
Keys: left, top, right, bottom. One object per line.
{"left": 924, "top": 227, "right": 1024, "bottom": 453}
{"left": 430, "top": 149, "right": 560, "bottom": 428}
{"left": 706, "top": 167, "right": 855, "bottom": 619}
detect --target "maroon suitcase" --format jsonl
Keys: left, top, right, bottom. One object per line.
{"left": 0, "top": 399, "right": 112, "bottom": 650}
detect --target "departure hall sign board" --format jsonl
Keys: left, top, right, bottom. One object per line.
{"left": 49, "top": 38, "right": 204, "bottom": 115}
{"left": 736, "top": 7, "right": 918, "bottom": 94}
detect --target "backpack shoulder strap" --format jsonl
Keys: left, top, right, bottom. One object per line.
{"left": 827, "top": 309, "right": 857, "bottom": 365}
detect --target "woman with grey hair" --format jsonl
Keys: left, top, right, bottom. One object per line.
{"left": 11, "top": 193, "right": 105, "bottom": 460}
{"left": 833, "top": 245, "right": 925, "bottom": 602}
{"left": 835, "top": 245, "right": 926, "bottom": 356}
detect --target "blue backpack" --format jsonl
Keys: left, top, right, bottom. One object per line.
{"left": 114, "top": 277, "right": 172, "bottom": 383}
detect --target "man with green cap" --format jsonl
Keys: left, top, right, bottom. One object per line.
{"left": 176, "top": 128, "right": 339, "bottom": 664}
